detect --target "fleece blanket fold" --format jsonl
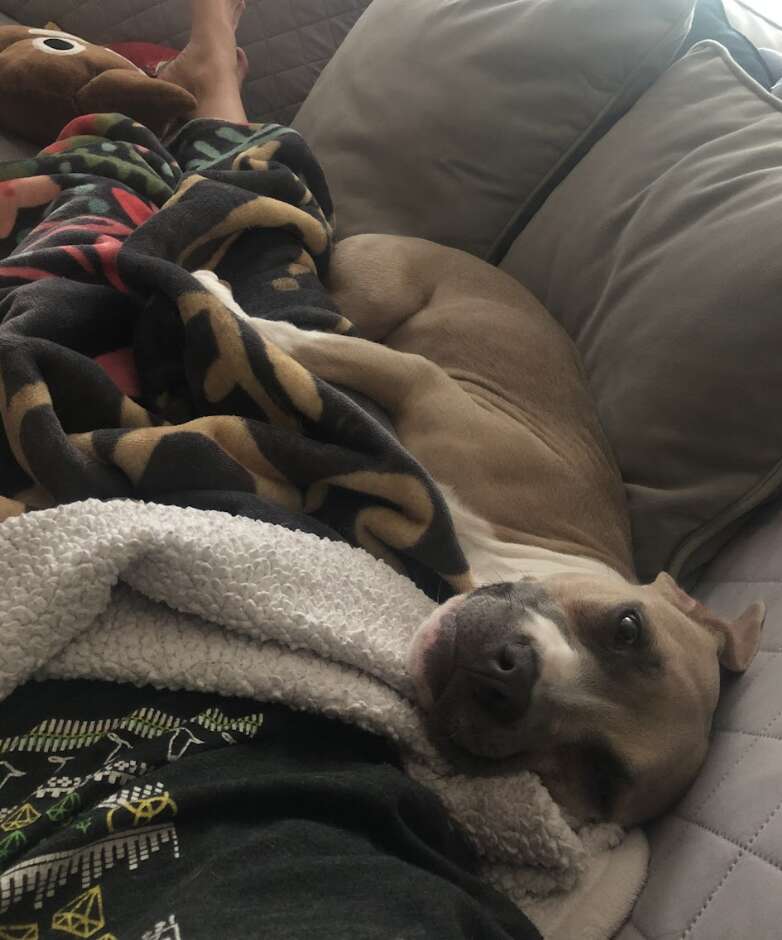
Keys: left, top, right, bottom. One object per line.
{"left": 0, "top": 500, "right": 648, "bottom": 939}
{"left": 0, "top": 112, "right": 468, "bottom": 597}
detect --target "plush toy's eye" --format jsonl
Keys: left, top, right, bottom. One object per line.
{"left": 33, "top": 35, "right": 86, "bottom": 56}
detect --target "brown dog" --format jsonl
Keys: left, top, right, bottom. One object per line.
{"left": 196, "top": 234, "right": 765, "bottom": 827}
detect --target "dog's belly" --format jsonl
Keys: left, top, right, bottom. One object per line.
{"left": 386, "top": 296, "right": 577, "bottom": 420}
{"left": 384, "top": 298, "right": 634, "bottom": 573}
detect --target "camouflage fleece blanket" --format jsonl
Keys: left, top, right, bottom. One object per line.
{"left": 0, "top": 113, "right": 469, "bottom": 598}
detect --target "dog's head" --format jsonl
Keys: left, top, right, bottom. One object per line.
{"left": 408, "top": 571, "right": 765, "bottom": 826}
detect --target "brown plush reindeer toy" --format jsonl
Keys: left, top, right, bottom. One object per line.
{"left": 0, "top": 25, "right": 196, "bottom": 145}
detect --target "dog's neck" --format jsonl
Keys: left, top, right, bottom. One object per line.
{"left": 438, "top": 482, "right": 633, "bottom": 587}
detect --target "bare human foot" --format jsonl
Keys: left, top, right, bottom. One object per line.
{"left": 159, "top": 0, "right": 249, "bottom": 123}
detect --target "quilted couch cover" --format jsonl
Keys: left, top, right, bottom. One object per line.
{"left": 0, "top": 0, "right": 372, "bottom": 125}
{"left": 619, "top": 497, "right": 782, "bottom": 939}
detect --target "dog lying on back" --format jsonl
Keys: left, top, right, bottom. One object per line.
{"left": 196, "top": 234, "right": 765, "bottom": 826}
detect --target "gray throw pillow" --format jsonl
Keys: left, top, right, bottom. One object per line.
{"left": 502, "top": 40, "right": 782, "bottom": 581}
{"left": 294, "top": 0, "right": 696, "bottom": 259}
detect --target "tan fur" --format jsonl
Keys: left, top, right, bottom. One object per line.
{"left": 328, "top": 234, "right": 635, "bottom": 577}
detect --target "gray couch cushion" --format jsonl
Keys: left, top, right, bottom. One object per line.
{"left": 294, "top": 0, "right": 695, "bottom": 259}
{"left": 618, "top": 499, "right": 782, "bottom": 939}
{"left": 0, "top": 0, "right": 371, "bottom": 125}
{"left": 502, "top": 41, "right": 782, "bottom": 583}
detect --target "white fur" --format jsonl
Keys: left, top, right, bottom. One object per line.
{"left": 194, "top": 269, "right": 242, "bottom": 313}
{"left": 524, "top": 611, "right": 581, "bottom": 685}
{"left": 193, "top": 269, "right": 325, "bottom": 351}
{"left": 436, "top": 481, "right": 621, "bottom": 586}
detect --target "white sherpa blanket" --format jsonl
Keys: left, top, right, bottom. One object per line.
{"left": 0, "top": 500, "right": 648, "bottom": 938}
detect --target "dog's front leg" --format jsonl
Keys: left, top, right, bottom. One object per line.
{"left": 251, "top": 317, "right": 444, "bottom": 419}
{"left": 194, "top": 269, "right": 442, "bottom": 420}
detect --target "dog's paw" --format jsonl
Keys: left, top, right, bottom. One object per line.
{"left": 193, "top": 268, "right": 246, "bottom": 319}
{"left": 251, "top": 317, "right": 304, "bottom": 355}
{"left": 192, "top": 268, "right": 328, "bottom": 358}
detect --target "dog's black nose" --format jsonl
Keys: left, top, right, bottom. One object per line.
{"left": 470, "top": 641, "right": 538, "bottom": 722}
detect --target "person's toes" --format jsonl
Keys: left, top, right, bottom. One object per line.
{"left": 232, "top": 0, "right": 246, "bottom": 31}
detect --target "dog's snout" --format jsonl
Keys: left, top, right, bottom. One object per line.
{"left": 470, "top": 641, "right": 538, "bottom": 723}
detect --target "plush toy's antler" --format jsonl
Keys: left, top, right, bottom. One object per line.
{"left": 77, "top": 69, "right": 196, "bottom": 138}
{"left": 0, "top": 25, "right": 34, "bottom": 52}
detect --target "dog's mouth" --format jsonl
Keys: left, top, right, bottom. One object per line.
{"left": 408, "top": 588, "right": 542, "bottom": 758}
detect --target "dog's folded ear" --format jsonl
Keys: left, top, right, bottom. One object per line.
{"left": 653, "top": 572, "right": 766, "bottom": 673}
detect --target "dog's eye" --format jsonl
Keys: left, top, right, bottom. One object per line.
{"left": 613, "top": 610, "right": 642, "bottom": 649}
